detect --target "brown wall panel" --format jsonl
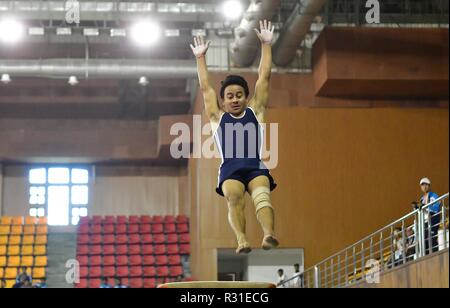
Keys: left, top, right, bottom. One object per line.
{"left": 313, "top": 27, "right": 449, "bottom": 98}
{"left": 190, "top": 102, "right": 449, "bottom": 280}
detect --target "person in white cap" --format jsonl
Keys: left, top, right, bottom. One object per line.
{"left": 419, "top": 177, "right": 441, "bottom": 254}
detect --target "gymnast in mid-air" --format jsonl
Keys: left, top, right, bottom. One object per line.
{"left": 190, "top": 20, "right": 279, "bottom": 254}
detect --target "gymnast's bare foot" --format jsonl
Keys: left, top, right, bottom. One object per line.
{"left": 236, "top": 237, "right": 252, "bottom": 254}
{"left": 262, "top": 235, "right": 279, "bottom": 250}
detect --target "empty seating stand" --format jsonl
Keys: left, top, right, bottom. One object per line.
{"left": 0, "top": 216, "right": 48, "bottom": 288}
{"left": 75, "top": 215, "right": 190, "bottom": 288}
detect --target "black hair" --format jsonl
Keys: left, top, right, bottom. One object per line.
{"left": 220, "top": 75, "right": 250, "bottom": 99}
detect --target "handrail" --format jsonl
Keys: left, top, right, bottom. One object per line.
{"left": 279, "top": 192, "right": 449, "bottom": 288}
{"left": 313, "top": 193, "right": 449, "bottom": 268}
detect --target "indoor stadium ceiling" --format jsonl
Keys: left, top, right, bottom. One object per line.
{"left": 0, "top": 0, "right": 448, "bottom": 120}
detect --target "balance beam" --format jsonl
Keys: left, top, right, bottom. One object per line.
{"left": 158, "top": 281, "right": 277, "bottom": 288}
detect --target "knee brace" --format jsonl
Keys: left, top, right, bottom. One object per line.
{"left": 251, "top": 187, "right": 273, "bottom": 214}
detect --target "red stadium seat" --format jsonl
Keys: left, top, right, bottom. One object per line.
{"left": 169, "top": 266, "right": 184, "bottom": 277}
{"left": 116, "top": 224, "right": 127, "bottom": 234}
{"left": 129, "top": 234, "right": 140, "bottom": 244}
{"left": 116, "top": 266, "right": 129, "bottom": 278}
{"left": 143, "top": 278, "right": 156, "bottom": 288}
{"left": 92, "top": 216, "right": 103, "bottom": 225}
{"left": 103, "top": 255, "right": 115, "bottom": 267}
{"left": 128, "top": 224, "right": 139, "bottom": 234}
{"left": 103, "top": 266, "right": 115, "bottom": 277}
{"left": 176, "top": 215, "right": 189, "bottom": 223}
{"left": 90, "top": 224, "right": 102, "bottom": 234}
{"left": 103, "top": 216, "right": 116, "bottom": 224}
{"left": 89, "top": 266, "right": 102, "bottom": 278}
{"left": 79, "top": 217, "right": 90, "bottom": 225}
{"left": 140, "top": 224, "right": 152, "bottom": 234}
{"left": 129, "top": 266, "right": 143, "bottom": 278}
{"left": 89, "top": 278, "right": 101, "bottom": 288}
{"left": 152, "top": 216, "right": 164, "bottom": 224}
{"left": 77, "top": 245, "right": 89, "bottom": 255}
{"left": 168, "top": 255, "right": 181, "bottom": 266}
{"left": 179, "top": 233, "right": 190, "bottom": 244}
{"left": 152, "top": 224, "right": 164, "bottom": 234}
{"left": 129, "top": 255, "right": 142, "bottom": 266}
{"left": 107, "top": 277, "right": 116, "bottom": 286}
{"left": 116, "top": 216, "right": 127, "bottom": 224}
{"left": 129, "top": 216, "right": 140, "bottom": 224}
{"left": 115, "top": 235, "right": 128, "bottom": 244}
{"left": 77, "top": 255, "right": 89, "bottom": 266}
{"left": 116, "top": 244, "right": 128, "bottom": 255}
{"left": 141, "top": 234, "right": 153, "bottom": 244}
{"left": 154, "top": 244, "right": 166, "bottom": 255}
{"left": 103, "top": 234, "right": 115, "bottom": 245}
{"left": 180, "top": 244, "right": 190, "bottom": 255}
{"left": 103, "top": 224, "right": 115, "bottom": 235}
{"left": 155, "top": 255, "right": 168, "bottom": 266}
{"left": 177, "top": 223, "right": 189, "bottom": 234}
{"left": 90, "top": 255, "right": 102, "bottom": 267}
{"left": 78, "top": 224, "right": 89, "bottom": 234}
{"left": 90, "top": 235, "right": 102, "bottom": 245}
{"left": 156, "top": 266, "right": 169, "bottom": 277}
{"left": 164, "top": 223, "right": 176, "bottom": 234}
{"left": 80, "top": 266, "right": 89, "bottom": 278}
{"left": 143, "top": 255, "right": 155, "bottom": 266}
{"left": 140, "top": 216, "right": 152, "bottom": 224}
{"left": 167, "top": 233, "right": 178, "bottom": 244}
{"left": 153, "top": 234, "right": 165, "bottom": 244}
{"left": 164, "top": 216, "right": 176, "bottom": 223}
{"left": 78, "top": 235, "right": 89, "bottom": 245}
{"left": 129, "top": 244, "right": 141, "bottom": 255}
{"left": 116, "top": 255, "right": 128, "bottom": 266}
{"left": 142, "top": 245, "right": 154, "bottom": 255}
{"left": 103, "top": 245, "right": 115, "bottom": 255}
{"left": 75, "top": 278, "right": 88, "bottom": 288}
{"left": 143, "top": 266, "right": 156, "bottom": 277}
{"left": 130, "top": 278, "right": 143, "bottom": 288}
{"left": 90, "top": 245, "right": 102, "bottom": 255}
{"left": 167, "top": 244, "right": 179, "bottom": 255}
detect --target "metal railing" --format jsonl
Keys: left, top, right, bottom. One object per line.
{"left": 280, "top": 193, "right": 449, "bottom": 288}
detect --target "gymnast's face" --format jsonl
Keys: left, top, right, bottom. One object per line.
{"left": 222, "top": 85, "right": 248, "bottom": 116}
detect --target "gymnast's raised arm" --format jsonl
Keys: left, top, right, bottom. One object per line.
{"left": 249, "top": 20, "right": 275, "bottom": 118}
{"left": 190, "top": 36, "right": 222, "bottom": 123}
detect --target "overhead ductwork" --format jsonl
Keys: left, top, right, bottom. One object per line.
{"left": 0, "top": 1, "right": 223, "bottom": 22}
{"left": 273, "top": 0, "right": 327, "bottom": 67}
{"left": 230, "top": 0, "right": 282, "bottom": 67}
{"left": 0, "top": 59, "right": 200, "bottom": 79}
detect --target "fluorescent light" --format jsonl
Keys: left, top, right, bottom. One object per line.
{"left": 83, "top": 28, "right": 99, "bottom": 36}
{"left": 68, "top": 76, "right": 79, "bottom": 86}
{"left": 192, "top": 29, "right": 206, "bottom": 37}
{"left": 217, "top": 29, "right": 233, "bottom": 36}
{"left": 139, "top": 76, "right": 149, "bottom": 86}
{"left": 56, "top": 27, "right": 72, "bottom": 35}
{"left": 29, "top": 27, "right": 45, "bottom": 36}
{"left": 223, "top": 1, "right": 244, "bottom": 20}
{"left": 111, "top": 28, "right": 126, "bottom": 37}
{"left": 130, "top": 21, "right": 161, "bottom": 47}
{"left": 165, "top": 29, "right": 180, "bottom": 37}
{"left": 1, "top": 74, "right": 11, "bottom": 84}
{"left": 0, "top": 19, "right": 25, "bottom": 43}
